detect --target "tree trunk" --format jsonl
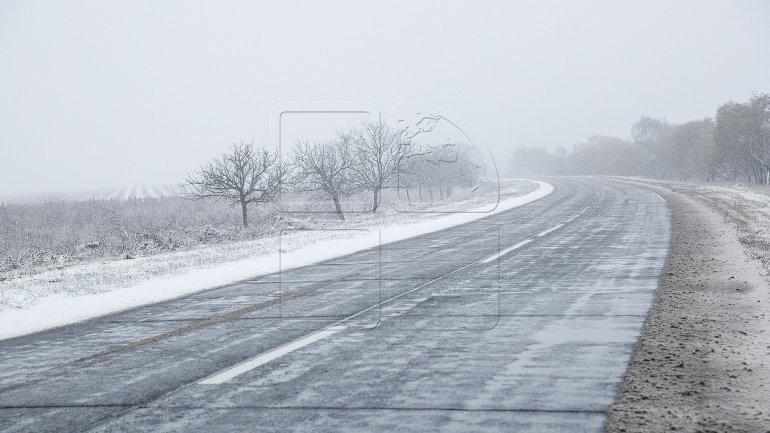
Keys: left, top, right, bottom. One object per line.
{"left": 405, "top": 188, "right": 411, "bottom": 205}
{"left": 371, "top": 187, "right": 380, "bottom": 213}
{"left": 240, "top": 200, "right": 248, "bottom": 228}
{"left": 332, "top": 195, "right": 345, "bottom": 220}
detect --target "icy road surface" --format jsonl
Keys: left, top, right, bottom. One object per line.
{"left": 0, "top": 177, "right": 671, "bottom": 432}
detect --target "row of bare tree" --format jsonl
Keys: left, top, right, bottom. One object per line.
{"left": 510, "top": 93, "right": 770, "bottom": 184}
{"left": 185, "top": 119, "right": 481, "bottom": 227}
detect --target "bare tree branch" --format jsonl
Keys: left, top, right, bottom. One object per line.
{"left": 290, "top": 138, "right": 355, "bottom": 220}
{"left": 183, "top": 141, "right": 285, "bottom": 228}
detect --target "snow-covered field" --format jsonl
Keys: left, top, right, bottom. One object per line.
{"left": 1, "top": 181, "right": 527, "bottom": 274}
{"left": 0, "top": 179, "right": 551, "bottom": 340}
{"left": 0, "top": 184, "right": 180, "bottom": 203}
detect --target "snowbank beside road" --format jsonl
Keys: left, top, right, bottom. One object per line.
{"left": 0, "top": 179, "right": 553, "bottom": 340}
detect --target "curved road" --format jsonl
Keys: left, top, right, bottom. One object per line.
{"left": 0, "top": 177, "right": 671, "bottom": 432}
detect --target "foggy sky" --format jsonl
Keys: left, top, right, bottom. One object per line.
{"left": 1, "top": 0, "right": 768, "bottom": 196}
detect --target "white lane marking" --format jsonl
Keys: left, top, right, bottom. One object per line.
{"left": 480, "top": 239, "right": 533, "bottom": 264}
{"left": 482, "top": 199, "right": 594, "bottom": 264}
{"left": 649, "top": 191, "right": 666, "bottom": 203}
{"left": 200, "top": 325, "right": 347, "bottom": 385}
{"left": 481, "top": 202, "right": 593, "bottom": 264}
{"left": 203, "top": 194, "right": 598, "bottom": 385}
{"left": 203, "top": 253, "right": 487, "bottom": 384}
{"left": 537, "top": 223, "right": 564, "bottom": 237}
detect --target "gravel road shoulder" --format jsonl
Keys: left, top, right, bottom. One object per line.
{"left": 606, "top": 181, "right": 770, "bottom": 432}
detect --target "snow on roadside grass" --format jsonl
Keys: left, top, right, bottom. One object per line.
{"left": 0, "top": 179, "right": 552, "bottom": 340}
{"left": 670, "top": 183, "right": 770, "bottom": 276}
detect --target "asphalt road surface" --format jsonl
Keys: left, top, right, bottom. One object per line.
{"left": 0, "top": 177, "right": 671, "bottom": 432}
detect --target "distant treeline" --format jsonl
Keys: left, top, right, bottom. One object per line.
{"left": 511, "top": 93, "right": 770, "bottom": 184}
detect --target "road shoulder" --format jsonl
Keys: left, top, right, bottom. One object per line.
{"left": 606, "top": 182, "right": 770, "bottom": 432}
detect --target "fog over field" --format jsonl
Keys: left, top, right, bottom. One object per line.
{"left": 1, "top": 0, "right": 769, "bottom": 196}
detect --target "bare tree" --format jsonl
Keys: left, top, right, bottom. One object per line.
{"left": 631, "top": 116, "right": 671, "bottom": 178}
{"left": 184, "top": 141, "right": 283, "bottom": 228}
{"left": 291, "top": 138, "right": 355, "bottom": 220}
{"left": 454, "top": 146, "right": 483, "bottom": 189}
{"left": 348, "top": 118, "right": 411, "bottom": 212}
{"left": 394, "top": 153, "right": 423, "bottom": 204}
{"left": 715, "top": 94, "right": 770, "bottom": 184}
{"left": 664, "top": 118, "right": 716, "bottom": 181}
{"left": 397, "top": 142, "right": 481, "bottom": 203}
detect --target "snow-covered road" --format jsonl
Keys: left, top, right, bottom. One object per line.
{"left": 0, "top": 177, "right": 671, "bottom": 432}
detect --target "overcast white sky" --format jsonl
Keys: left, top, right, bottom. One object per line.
{"left": 1, "top": 0, "right": 768, "bottom": 195}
